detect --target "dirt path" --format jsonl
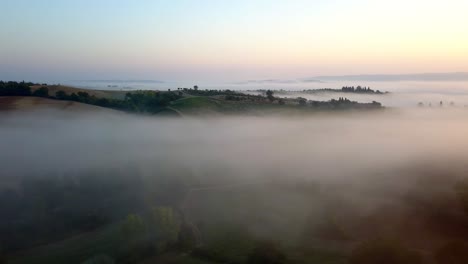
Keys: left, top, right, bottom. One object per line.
{"left": 166, "top": 106, "right": 185, "bottom": 118}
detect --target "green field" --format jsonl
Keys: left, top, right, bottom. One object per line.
{"left": 169, "top": 97, "right": 227, "bottom": 115}
{"left": 168, "top": 96, "right": 319, "bottom": 116}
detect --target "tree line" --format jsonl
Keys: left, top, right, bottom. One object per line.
{"left": 0, "top": 81, "right": 36, "bottom": 96}
{"left": 341, "top": 86, "right": 384, "bottom": 94}
{"left": 301, "top": 86, "right": 387, "bottom": 94}
{"left": 0, "top": 81, "right": 182, "bottom": 114}
{"left": 261, "top": 90, "right": 382, "bottom": 109}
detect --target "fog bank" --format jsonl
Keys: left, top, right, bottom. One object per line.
{"left": 2, "top": 108, "right": 468, "bottom": 186}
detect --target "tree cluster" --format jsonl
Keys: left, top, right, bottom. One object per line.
{"left": 302, "top": 87, "right": 386, "bottom": 94}
{"left": 341, "top": 86, "right": 383, "bottom": 94}
{"left": 266, "top": 90, "right": 275, "bottom": 102}
{"left": 179, "top": 87, "right": 246, "bottom": 97}
{"left": 0, "top": 81, "right": 36, "bottom": 96}
{"left": 309, "top": 97, "right": 382, "bottom": 109}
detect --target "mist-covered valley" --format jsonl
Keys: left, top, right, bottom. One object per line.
{"left": 2, "top": 106, "right": 468, "bottom": 264}
{"left": 4, "top": 0, "right": 468, "bottom": 263}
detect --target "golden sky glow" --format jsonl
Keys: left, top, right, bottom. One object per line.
{"left": 1, "top": 0, "right": 467, "bottom": 81}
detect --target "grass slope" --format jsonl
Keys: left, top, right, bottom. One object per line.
{"left": 169, "top": 97, "right": 225, "bottom": 115}
{"left": 30, "top": 85, "right": 127, "bottom": 100}
{"left": 169, "top": 96, "right": 315, "bottom": 116}
{"left": 0, "top": 96, "right": 123, "bottom": 113}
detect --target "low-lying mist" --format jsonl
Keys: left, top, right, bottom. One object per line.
{"left": 248, "top": 90, "right": 468, "bottom": 108}
{"left": 2, "top": 108, "right": 468, "bottom": 183}
{"left": 2, "top": 108, "right": 468, "bottom": 261}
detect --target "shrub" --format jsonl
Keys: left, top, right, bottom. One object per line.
{"left": 32, "top": 87, "right": 49, "bottom": 97}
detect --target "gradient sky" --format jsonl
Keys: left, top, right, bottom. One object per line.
{"left": 1, "top": 0, "right": 468, "bottom": 82}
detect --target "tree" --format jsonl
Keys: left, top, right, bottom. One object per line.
{"left": 95, "top": 98, "right": 109, "bottom": 107}
{"left": 77, "top": 92, "right": 90, "bottom": 102}
{"left": 0, "top": 81, "right": 31, "bottom": 96}
{"left": 32, "top": 87, "right": 49, "bottom": 97}
{"left": 266, "top": 90, "right": 275, "bottom": 102}
{"left": 121, "top": 214, "right": 146, "bottom": 238}
{"left": 55, "top": 90, "right": 67, "bottom": 100}
{"left": 69, "top": 93, "right": 79, "bottom": 101}
{"left": 151, "top": 207, "right": 180, "bottom": 251}
{"left": 298, "top": 97, "right": 307, "bottom": 106}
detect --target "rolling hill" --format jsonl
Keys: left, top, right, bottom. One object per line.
{"left": 0, "top": 96, "right": 123, "bottom": 114}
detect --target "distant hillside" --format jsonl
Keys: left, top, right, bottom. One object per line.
{"left": 1, "top": 81, "right": 384, "bottom": 116}
{"left": 0, "top": 96, "right": 123, "bottom": 114}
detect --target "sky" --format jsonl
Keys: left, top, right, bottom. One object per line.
{"left": 1, "top": 0, "right": 468, "bottom": 82}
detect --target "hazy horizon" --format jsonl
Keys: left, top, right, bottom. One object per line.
{"left": 2, "top": 0, "right": 468, "bottom": 82}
